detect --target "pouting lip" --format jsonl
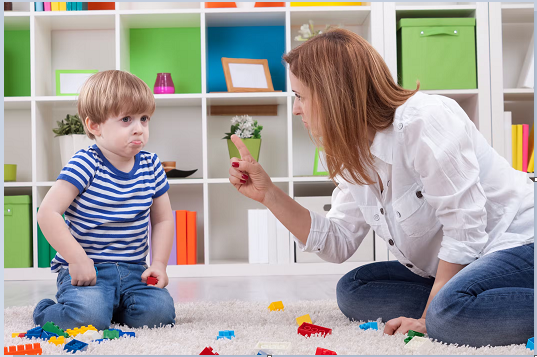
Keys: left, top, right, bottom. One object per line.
{"left": 131, "top": 140, "right": 143, "bottom": 145}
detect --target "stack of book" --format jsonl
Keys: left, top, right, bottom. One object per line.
{"left": 34, "top": 2, "right": 115, "bottom": 11}
{"left": 510, "top": 122, "right": 534, "bottom": 173}
{"left": 149, "top": 210, "right": 197, "bottom": 265}
{"left": 247, "top": 209, "right": 289, "bottom": 264}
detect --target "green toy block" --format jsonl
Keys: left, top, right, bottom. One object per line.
{"left": 103, "top": 329, "right": 120, "bottom": 340}
{"left": 407, "top": 330, "right": 424, "bottom": 338}
{"left": 42, "top": 321, "right": 69, "bottom": 338}
{"left": 404, "top": 336, "right": 413, "bottom": 344}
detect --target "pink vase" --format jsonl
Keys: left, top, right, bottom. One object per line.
{"left": 154, "top": 73, "right": 175, "bottom": 94}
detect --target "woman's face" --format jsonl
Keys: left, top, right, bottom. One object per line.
{"left": 290, "top": 71, "right": 317, "bottom": 133}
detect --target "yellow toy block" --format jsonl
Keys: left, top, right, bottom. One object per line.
{"left": 296, "top": 314, "right": 312, "bottom": 326}
{"left": 66, "top": 325, "right": 97, "bottom": 337}
{"left": 268, "top": 301, "right": 284, "bottom": 311}
{"left": 11, "top": 333, "right": 22, "bottom": 338}
{"left": 49, "top": 336, "right": 66, "bottom": 346}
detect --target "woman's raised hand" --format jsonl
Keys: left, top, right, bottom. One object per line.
{"left": 228, "top": 134, "right": 273, "bottom": 204}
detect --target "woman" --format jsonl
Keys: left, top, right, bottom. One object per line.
{"left": 228, "top": 28, "right": 534, "bottom": 348}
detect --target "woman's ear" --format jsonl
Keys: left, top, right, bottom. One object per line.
{"left": 85, "top": 117, "right": 101, "bottom": 138}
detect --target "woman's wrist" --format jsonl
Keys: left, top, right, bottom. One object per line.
{"left": 261, "top": 183, "right": 280, "bottom": 208}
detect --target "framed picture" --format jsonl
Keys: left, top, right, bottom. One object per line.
{"left": 313, "top": 148, "right": 329, "bottom": 176}
{"left": 221, "top": 58, "right": 275, "bottom": 93}
{"left": 55, "top": 70, "right": 98, "bottom": 96}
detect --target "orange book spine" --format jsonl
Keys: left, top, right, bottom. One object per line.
{"left": 187, "top": 211, "right": 197, "bottom": 265}
{"left": 176, "top": 210, "right": 187, "bottom": 265}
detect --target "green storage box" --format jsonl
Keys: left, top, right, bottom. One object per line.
{"left": 5, "top": 195, "right": 32, "bottom": 268}
{"left": 397, "top": 18, "right": 477, "bottom": 90}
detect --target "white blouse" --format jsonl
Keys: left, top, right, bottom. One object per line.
{"left": 295, "top": 91, "right": 534, "bottom": 278}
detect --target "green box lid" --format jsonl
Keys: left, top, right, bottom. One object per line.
{"left": 4, "top": 195, "right": 31, "bottom": 205}
{"left": 397, "top": 18, "right": 476, "bottom": 31}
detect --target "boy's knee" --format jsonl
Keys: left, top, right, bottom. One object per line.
{"left": 128, "top": 290, "right": 175, "bottom": 328}
{"left": 56, "top": 287, "right": 114, "bottom": 330}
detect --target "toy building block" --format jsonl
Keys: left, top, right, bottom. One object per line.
{"left": 121, "top": 331, "right": 135, "bottom": 338}
{"left": 147, "top": 276, "right": 158, "bottom": 285}
{"left": 358, "top": 322, "right": 378, "bottom": 331}
{"left": 296, "top": 314, "right": 312, "bottom": 326}
{"left": 4, "top": 343, "right": 43, "bottom": 355}
{"left": 77, "top": 330, "right": 102, "bottom": 342}
{"left": 40, "top": 330, "right": 59, "bottom": 340}
{"left": 268, "top": 301, "right": 284, "bottom": 311}
{"left": 527, "top": 337, "right": 534, "bottom": 350}
{"left": 66, "top": 324, "right": 97, "bottom": 337}
{"left": 200, "top": 346, "right": 219, "bottom": 355}
{"left": 298, "top": 322, "right": 332, "bottom": 338}
{"left": 12, "top": 332, "right": 24, "bottom": 338}
{"left": 216, "top": 330, "right": 235, "bottom": 340}
{"left": 49, "top": 336, "right": 67, "bottom": 346}
{"left": 316, "top": 347, "right": 337, "bottom": 355}
{"left": 26, "top": 327, "right": 43, "bottom": 339}
{"left": 103, "top": 329, "right": 120, "bottom": 339}
{"left": 257, "top": 350, "right": 269, "bottom": 356}
{"left": 404, "top": 336, "right": 433, "bottom": 353}
{"left": 407, "top": 330, "right": 424, "bottom": 338}
{"left": 18, "top": 333, "right": 26, "bottom": 338}
{"left": 404, "top": 336, "right": 413, "bottom": 344}
{"left": 93, "top": 339, "right": 107, "bottom": 344}
{"left": 42, "top": 321, "right": 69, "bottom": 338}
{"left": 64, "top": 339, "right": 88, "bottom": 353}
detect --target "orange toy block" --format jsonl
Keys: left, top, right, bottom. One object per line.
{"left": 49, "top": 336, "right": 66, "bottom": 346}
{"left": 268, "top": 301, "right": 284, "bottom": 311}
{"left": 4, "top": 343, "right": 42, "bottom": 355}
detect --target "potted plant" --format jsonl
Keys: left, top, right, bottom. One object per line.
{"left": 223, "top": 115, "right": 263, "bottom": 161}
{"left": 52, "top": 114, "right": 94, "bottom": 167}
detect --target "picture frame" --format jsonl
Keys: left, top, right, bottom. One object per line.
{"left": 313, "top": 148, "right": 329, "bottom": 176}
{"left": 221, "top": 58, "right": 275, "bottom": 93}
{"left": 55, "top": 70, "right": 98, "bottom": 96}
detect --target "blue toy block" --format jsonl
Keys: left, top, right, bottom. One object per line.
{"left": 93, "top": 339, "right": 106, "bottom": 344}
{"left": 26, "top": 326, "right": 43, "bottom": 339}
{"left": 40, "top": 330, "right": 59, "bottom": 340}
{"left": 121, "top": 331, "right": 135, "bottom": 338}
{"left": 64, "top": 339, "right": 88, "bottom": 353}
{"left": 216, "top": 330, "right": 235, "bottom": 340}
{"left": 527, "top": 337, "right": 534, "bottom": 350}
{"left": 257, "top": 350, "right": 269, "bottom": 356}
{"left": 359, "top": 322, "right": 378, "bottom": 331}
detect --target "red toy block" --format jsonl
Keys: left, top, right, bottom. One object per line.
{"left": 18, "top": 333, "right": 26, "bottom": 338}
{"left": 316, "top": 347, "right": 337, "bottom": 355}
{"left": 147, "top": 276, "right": 158, "bottom": 285}
{"left": 4, "top": 343, "right": 42, "bottom": 355}
{"left": 298, "top": 322, "right": 332, "bottom": 338}
{"left": 200, "top": 346, "right": 219, "bottom": 355}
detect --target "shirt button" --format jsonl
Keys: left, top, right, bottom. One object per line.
{"left": 380, "top": 208, "right": 384, "bottom": 215}
{"left": 416, "top": 191, "right": 423, "bottom": 199}
{"left": 396, "top": 211, "right": 401, "bottom": 218}
{"left": 406, "top": 263, "right": 413, "bottom": 268}
{"left": 397, "top": 123, "right": 403, "bottom": 130}
{"left": 388, "top": 239, "right": 394, "bottom": 246}
{"left": 373, "top": 214, "right": 380, "bottom": 221}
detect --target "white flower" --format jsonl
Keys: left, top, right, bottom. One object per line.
{"left": 298, "top": 23, "right": 312, "bottom": 39}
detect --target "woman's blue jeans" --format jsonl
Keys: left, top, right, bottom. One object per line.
{"left": 33, "top": 263, "right": 176, "bottom": 331}
{"left": 336, "top": 243, "right": 534, "bottom": 347}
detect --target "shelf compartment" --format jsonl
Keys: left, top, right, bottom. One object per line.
{"left": 501, "top": 22, "right": 534, "bottom": 89}
{"left": 34, "top": 14, "right": 116, "bottom": 96}
{"left": 4, "top": 97, "right": 31, "bottom": 110}
{"left": 501, "top": 3, "right": 534, "bottom": 24}
{"left": 120, "top": 13, "right": 202, "bottom": 95}
{"left": 208, "top": 181, "right": 289, "bottom": 264}
{"left": 207, "top": 104, "right": 288, "bottom": 179}
{"left": 5, "top": 107, "right": 33, "bottom": 183}
{"left": 5, "top": 17, "right": 31, "bottom": 97}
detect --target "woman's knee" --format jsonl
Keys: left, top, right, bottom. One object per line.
{"left": 336, "top": 266, "right": 372, "bottom": 321}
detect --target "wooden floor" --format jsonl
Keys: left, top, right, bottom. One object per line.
{"left": 4, "top": 275, "right": 341, "bottom": 307}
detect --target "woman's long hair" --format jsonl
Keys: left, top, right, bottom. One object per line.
{"left": 283, "top": 28, "right": 419, "bottom": 185}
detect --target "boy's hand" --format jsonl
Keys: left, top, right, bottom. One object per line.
{"left": 141, "top": 261, "right": 168, "bottom": 289}
{"left": 69, "top": 257, "right": 97, "bottom": 286}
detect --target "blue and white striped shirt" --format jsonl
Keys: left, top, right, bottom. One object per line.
{"left": 51, "top": 144, "right": 169, "bottom": 272}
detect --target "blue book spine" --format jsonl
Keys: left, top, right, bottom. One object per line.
{"left": 66, "top": 2, "right": 71, "bottom": 10}
{"left": 35, "top": 2, "right": 45, "bottom": 11}
{"left": 81, "top": 2, "right": 87, "bottom": 10}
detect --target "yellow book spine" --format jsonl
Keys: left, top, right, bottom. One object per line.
{"left": 51, "top": 2, "right": 59, "bottom": 11}
{"left": 528, "top": 150, "right": 534, "bottom": 173}
{"left": 516, "top": 125, "right": 523, "bottom": 171}
{"left": 59, "top": 2, "right": 66, "bottom": 10}
{"left": 512, "top": 125, "right": 517, "bottom": 168}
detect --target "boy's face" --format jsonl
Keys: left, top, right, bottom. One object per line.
{"left": 92, "top": 113, "right": 151, "bottom": 158}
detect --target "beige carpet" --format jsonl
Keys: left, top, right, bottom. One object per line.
{"left": 4, "top": 300, "right": 533, "bottom": 355}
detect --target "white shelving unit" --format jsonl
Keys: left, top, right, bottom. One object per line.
{"left": 489, "top": 2, "right": 534, "bottom": 181}
{"left": 5, "top": 2, "right": 529, "bottom": 280}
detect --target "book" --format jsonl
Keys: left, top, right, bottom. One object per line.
{"left": 82, "top": 2, "right": 88, "bottom": 10}
{"left": 44, "top": 2, "right": 51, "bottom": 11}
{"left": 512, "top": 125, "right": 517, "bottom": 168}
{"left": 258, "top": 210, "right": 269, "bottom": 264}
{"left": 504, "top": 112, "right": 512, "bottom": 166}
{"left": 59, "top": 2, "right": 66, "bottom": 10}
{"left": 516, "top": 125, "right": 523, "bottom": 171}
{"left": 35, "top": 2, "right": 44, "bottom": 11}
{"left": 248, "top": 210, "right": 259, "bottom": 264}
{"left": 37, "top": 208, "right": 50, "bottom": 268}
{"left": 67, "top": 2, "right": 71, "bottom": 10}
{"left": 168, "top": 211, "right": 177, "bottom": 265}
{"left": 186, "top": 211, "right": 197, "bottom": 265}
{"left": 267, "top": 210, "right": 278, "bottom": 264}
{"left": 76, "top": 2, "right": 82, "bottom": 10}
{"left": 522, "top": 124, "right": 529, "bottom": 172}
{"left": 517, "top": 31, "right": 534, "bottom": 89}
{"left": 51, "top": 2, "right": 59, "bottom": 11}
{"left": 176, "top": 210, "right": 187, "bottom": 265}
{"left": 529, "top": 150, "right": 535, "bottom": 173}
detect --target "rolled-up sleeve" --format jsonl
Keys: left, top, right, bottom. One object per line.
{"left": 408, "top": 101, "right": 488, "bottom": 265}
{"left": 293, "top": 178, "right": 371, "bottom": 263}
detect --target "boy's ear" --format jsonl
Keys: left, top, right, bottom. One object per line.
{"left": 85, "top": 117, "right": 101, "bottom": 137}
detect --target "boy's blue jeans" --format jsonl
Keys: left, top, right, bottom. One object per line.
{"left": 336, "top": 243, "right": 534, "bottom": 347}
{"left": 33, "top": 263, "right": 176, "bottom": 331}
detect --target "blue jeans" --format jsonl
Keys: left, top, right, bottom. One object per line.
{"left": 33, "top": 263, "right": 176, "bottom": 331}
{"left": 336, "top": 243, "right": 534, "bottom": 347}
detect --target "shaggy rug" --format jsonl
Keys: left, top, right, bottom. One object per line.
{"left": 4, "top": 300, "right": 533, "bottom": 355}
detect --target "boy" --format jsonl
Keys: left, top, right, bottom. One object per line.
{"left": 34, "top": 70, "right": 176, "bottom": 330}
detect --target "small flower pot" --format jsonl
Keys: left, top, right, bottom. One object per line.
{"left": 227, "top": 138, "right": 261, "bottom": 162}
{"left": 58, "top": 134, "right": 94, "bottom": 167}
{"left": 4, "top": 164, "right": 17, "bottom": 182}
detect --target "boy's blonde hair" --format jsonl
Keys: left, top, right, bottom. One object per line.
{"left": 77, "top": 70, "right": 156, "bottom": 139}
